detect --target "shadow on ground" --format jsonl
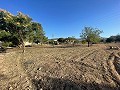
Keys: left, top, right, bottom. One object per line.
{"left": 32, "top": 76, "right": 120, "bottom": 90}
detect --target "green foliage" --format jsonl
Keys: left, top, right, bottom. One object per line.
{"left": 80, "top": 27, "right": 103, "bottom": 47}
{"left": 64, "top": 37, "right": 78, "bottom": 44}
{"left": 48, "top": 39, "right": 54, "bottom": 44}
{"left": 115, "top": 35, "right": 120, "bottom": 42}
{"left": 13, "top": 12, "right": 34, "bottom": 44}
{"left": 10, "top": 36, "right": 20, "bottom": 46}
{"left": 32, "top": 22, "right": 47, "bottom": 44}
{"left": 57, "top": 37, "right": 79, "bottom": 44}
{"left": 57, "top": 37, "right": 79, "bottom": 47}
{"left": 106, "top": 38, "right": 113, "bottom": 43}
{"left": 42, "top": 36, "right": 48, "bottom": 43}
{"left": 2, "top": 42, "right": 13, "bottom": 47}
{"left": 106, "top": 35, "right": 120, "bottom": 43}
{"left": 74, "top": 40, "right": 80, "bottom": 44}
{"left": 0, "top": 9, "right": 47, "bottom": 49}
{"left": 57, "top": 38, "right": 65, "bottom": 43}
{"left": 0, "top": 30, "right": 11, "bottom": 40}
{"left": 48, "top": 39, "right": 56, "bottom": 46}
{"left": 81, "top": 40, "right": 87, "bottom": 44}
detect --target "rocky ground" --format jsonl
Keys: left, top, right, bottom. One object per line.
{"left": 0, "top": 44, "right": 120, "bottom": 90}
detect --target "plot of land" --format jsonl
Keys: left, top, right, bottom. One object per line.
{"left": 0, "top": 44, "right": 120, "bottom": 90}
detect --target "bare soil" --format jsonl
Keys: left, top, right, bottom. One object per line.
{"left": 0, "top": 44, "right": 120, "bottom": 90}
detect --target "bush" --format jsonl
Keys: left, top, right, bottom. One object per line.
{"left": 2, "top": 42, "right": 13, "bottom": 47}
{"left": 0, "top": 46, "right": 6, "bottom": 53}
{"left": 81, "top": 40, "right": 87, "bottom": 44}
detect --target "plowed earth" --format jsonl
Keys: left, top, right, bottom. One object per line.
{"left": 0, "top": 44, "right": 120, "bottom": 90}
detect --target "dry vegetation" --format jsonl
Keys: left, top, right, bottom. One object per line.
{"left": 0, "top": 44, "right": 120, "bottom": 90}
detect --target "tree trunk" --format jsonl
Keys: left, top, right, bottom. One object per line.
{"left": 21, "top": 41, "right": 25, "bottom": 53}
{"left": 88, "top": 41, "right": 90, "bottom": 47}
{"left": 18, "top": 30, "right": 25, "bottom": 53}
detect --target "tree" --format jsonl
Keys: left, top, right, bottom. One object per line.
{"left": 106, "top": 35, "right": 120, "bottom": 43}
{"left": 115, "top": 35, "right": 120, "bottom": 42}
{"left": 31, "top": 22, "right": 47, "bottom": 44}
{"left": 0, "top": 30, "right": 11, "bottom": 41}
{"left": 57, "top": 38, "right": 65, "bottom": 44}
{"left": 0, "top": 9, "right": 46, "bottom": 52}
{"left": 106, "top": 37, "right": 114, "bottom": 43}
{"left": 65, "top": 37, "right": 76, "bottom": 44}
{"left": 0, "top": 9, "right": 17, "bottom": 47}
{"left": 80, "top": 27, "right": 103, "bottom": 47}
{"left": 13, "top": 12, "right": 34, "bottom": 52}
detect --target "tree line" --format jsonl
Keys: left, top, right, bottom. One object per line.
{"left": 1, "top": 9, "right": 119, "bottom": 52}
{"left": 106, "top": 35, "right": 120, "bottom": 43}
{"left": 50, "top": 26, "right": 103, "bottom": 47}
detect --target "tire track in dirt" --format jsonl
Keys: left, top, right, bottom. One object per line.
{"left": 107, "top": 53, "right": 120, "bottom": 86}
{"left": 66, "top": 48, "right": 117, "bottom": 87}
{"left": 70, "top": 49, "right": 100, "bottom": 72}
{"left": 66, "top": 48, "right": 96, "bottom": 63}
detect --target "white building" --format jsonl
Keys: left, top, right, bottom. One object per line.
{"left": 24, "top": 41, "right": 32, "bottom": 46}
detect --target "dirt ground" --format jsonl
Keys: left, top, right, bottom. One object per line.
{"left": 0, "top": 44, "right": 120, "bottom": 90}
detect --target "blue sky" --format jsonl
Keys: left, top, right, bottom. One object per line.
{"left": 0, "top": 0, "right": 120, "bottom": 38}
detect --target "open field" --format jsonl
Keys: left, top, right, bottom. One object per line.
{"left": 0, "top": 44, "right": 120, "bottom": 90}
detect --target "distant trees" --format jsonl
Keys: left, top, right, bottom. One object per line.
{"left": 106, "top": 35, "right": 120, "bottom": 43}
{"left": 0, "top": 9, "right": 47, "bottom": 52}
{"left": 57, "top": 37, "right": 79, "bottom": 45}
{"left": 64, "top": 37, "right": 79, "bottom": 45}
{"left": 80, "top": 27, "right": 103, "bottom": 47}
{"left": 57, "top": 38, "right": 65, "bottom": 44}
{"left": 116, "top": 35, "right": 120, "bottom": 42}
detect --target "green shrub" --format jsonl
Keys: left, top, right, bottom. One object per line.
{"left": 81, "top": 40, "right": 87, "bottom": 44}
{"left": 2, "top": 42, "right": 13, "bottom": 47}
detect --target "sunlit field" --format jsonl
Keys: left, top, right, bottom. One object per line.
{"left": 0, "top": 44, "right": 120, "bottom": 90}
